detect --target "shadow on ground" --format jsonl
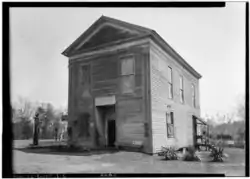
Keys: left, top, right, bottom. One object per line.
{"left": 15, "top": 145, "right": 120, "bottom": 156}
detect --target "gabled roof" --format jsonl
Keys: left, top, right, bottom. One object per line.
{"left": 62, "top": 15, "right": 152, "bottom": 57}
{"left": 62, "top": 15, "right": 202, "bottom": 79}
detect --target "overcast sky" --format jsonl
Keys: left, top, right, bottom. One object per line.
{"left": 10, "top": 3, "right": 246, "bottom": 117}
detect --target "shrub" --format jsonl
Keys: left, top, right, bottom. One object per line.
{"left": 182, "top": 146, "right": 201, "bottom": 162}
{"left": 209, "top": 147, "right": 224, "bottom": 162}
{"left": 157, "top": 146, "right": 178, "bottom": 160}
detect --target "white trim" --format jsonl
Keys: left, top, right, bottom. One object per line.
{"left": 69, "top": 38, "right": 150, "bottom": 61}
{"left": 95, "top": 95, "right": 116, "bottom": 106}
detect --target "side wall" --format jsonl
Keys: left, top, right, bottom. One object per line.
{"left": 149, "top": 41, "right": 201, "bottom": 153}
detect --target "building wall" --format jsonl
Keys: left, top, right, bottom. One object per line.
{"left": 68, "top": 61, "right": 94, "bottom": 147}
{"left": 149, "top": 41, "right": 201, "bottom": 153}
{"left": 68, "top": 40, "right": 151, "bottom": 153}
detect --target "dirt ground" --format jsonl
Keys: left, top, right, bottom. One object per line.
{"left": 13, "top": 140, "right": 246, "bottom": 176}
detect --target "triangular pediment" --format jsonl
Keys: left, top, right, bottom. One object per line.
{"left": 63, "top": 16, "right": 153, "bottom": 56}
{"left": 76, "top": 23, "right": 141, "bottom": 51}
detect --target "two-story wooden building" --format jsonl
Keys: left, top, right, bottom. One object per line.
{"left": 62, "top": 16, "right": 202, "bottom": 154}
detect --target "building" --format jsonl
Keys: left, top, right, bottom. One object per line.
{"left": 62, "top": 16, "right": 203, "bottom": 154}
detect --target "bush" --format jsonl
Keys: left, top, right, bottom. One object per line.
{"left": 13, "top": 121, "right": 33, "bottom": 140}
{"left": 182, "top": 146, "right": 201, "bottom": 162}
{"left": 157, "top": 146, "right": 178, "bottom": 160}
{"left": 209, "top": 147, "right": 225, "bottom": 162}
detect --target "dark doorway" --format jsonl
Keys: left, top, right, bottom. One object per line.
{"left": 95, "top": 105, "right": 116, "bottom": 147}
{"left": 107, "top": 120, "right": 116, "bottom": 147}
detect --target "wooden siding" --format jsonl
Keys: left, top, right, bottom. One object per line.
{"left": 115, "top": 45, "right": 149, "bottom": 151}
{"left": 149, "top": 42, "right": 200, "bottom": 153}
{"left": 68, "top": 41, "right": 150, "bottom": 152}
{"left": 92, "top": 56, "right": 118, "bottom": 81}
{"left": 69, "top": 62, "right": 95, "bottom": 147}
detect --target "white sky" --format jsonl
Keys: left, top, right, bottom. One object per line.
{"left": 10, "top": 3, "right": 246, "bottom": 117}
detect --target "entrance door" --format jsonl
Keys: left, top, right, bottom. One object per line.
{"left": 107, "top": 120, "right": 116, "bottom": 147}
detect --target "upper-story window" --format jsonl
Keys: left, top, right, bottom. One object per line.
{"left": 191, "top": 84, "right": 196, "bottom": 107}
{"left": 180, "top": 76, "right": 184, "bottom": 103}
{"left": 121, "top": 57, "right": 135, "bottom": 94}
{"left": 168, "top": 66, "right": 173, "bottom": 99}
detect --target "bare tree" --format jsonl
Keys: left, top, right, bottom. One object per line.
{"left": 236, "top": 94, "right": 245, "bottom": 121}
{"left": 14, "top": 96, "right": 37, "bottom": 122}
{"left": 12, "top": 96, "right": 39, "bottom": 139}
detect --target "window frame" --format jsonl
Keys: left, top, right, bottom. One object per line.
{"left": 191, "top": 84, "right": 196, "bottom": 108}
{"left": 120, "top": 56, "right": 136, "bottom": 94}
{"left": 120, "top": 56, "right": 135, "bottom": 76}
{"left": 180, "top": 75, "right": 184, "bottom": 104}
{"left": 166, "top": 111, "right": 175, "bottom": 138}
{"left": 168, "top": 66, "right": 173, "bottom": 99}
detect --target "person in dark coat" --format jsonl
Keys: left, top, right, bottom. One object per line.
{"left": 33, "top": 113, "right": 39, "bottom": 145}
{"left": 54, "top": 127, "right": 58, "bottom": 141}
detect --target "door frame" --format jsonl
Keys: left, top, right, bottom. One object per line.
{"left": 95, "top": 96, "right": 116, "bottom": 147}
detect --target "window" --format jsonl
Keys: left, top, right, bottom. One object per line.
{"left": 191, "top": 84, "right": 196, "bottom": 107}
{"left": 166, "top": 112, "right": 174, "bottom": 138}
{"left": 121, "top": 57, "right": 135, "bottom": 94}
{"left": 180, "top": 76, "right": 184, "bottom": 103}
{"left": 168, "top": 67, "right": 173, "bottom": 99}
{"left": 121, "top": 58, "right": 135, "bottom": 75}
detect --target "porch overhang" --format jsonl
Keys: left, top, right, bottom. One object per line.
{"left": 95, "top": 95, "right": 116, "bottom": 106}
{"left": 193, "top": 115, "right": 207, "bottom": 126}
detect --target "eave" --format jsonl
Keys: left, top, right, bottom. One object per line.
{"left": 149, "top": 31, "right": 202, "bottom": 79}
{"left": 67, "top": 34, "right": 150, "bottom": 59}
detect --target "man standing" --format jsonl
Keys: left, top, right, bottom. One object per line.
{"left": 54, "top": 127, "right": 58, "bottom": 141}
{"left": 33, "top": 113, "right": 39, "bottom": 145}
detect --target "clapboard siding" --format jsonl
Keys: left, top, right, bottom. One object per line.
{"left": 92, "top": 56, "right": 118, "bottom": 82}
{"left": 79, "top": 43, "right": 148, "bottom": 151}
{"left": 116, "top": 97, "right": 145, "bottom": 146}
{"left": 115, "top": 44, "right": 149, "bottom": 150}
{"left": 67, "top": 25, "right": 151, "bottom": 152}
{"left": 149, "top": 42, "right": 201, "bottom": 153}
{"left": 117, "top": 98, "right": 142, "bottom": 112}
{"left": 68, "top": 62, "right": 94, "bottom": 147}
{"left": 92, "top": 79, "right": 117, "bottom": 90}
{"left": 118, "top": 122, "right": 145, "bottom": 143}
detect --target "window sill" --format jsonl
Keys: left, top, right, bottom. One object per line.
{"left": 167, "top": 136, "right": 175, "bottom": 139}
